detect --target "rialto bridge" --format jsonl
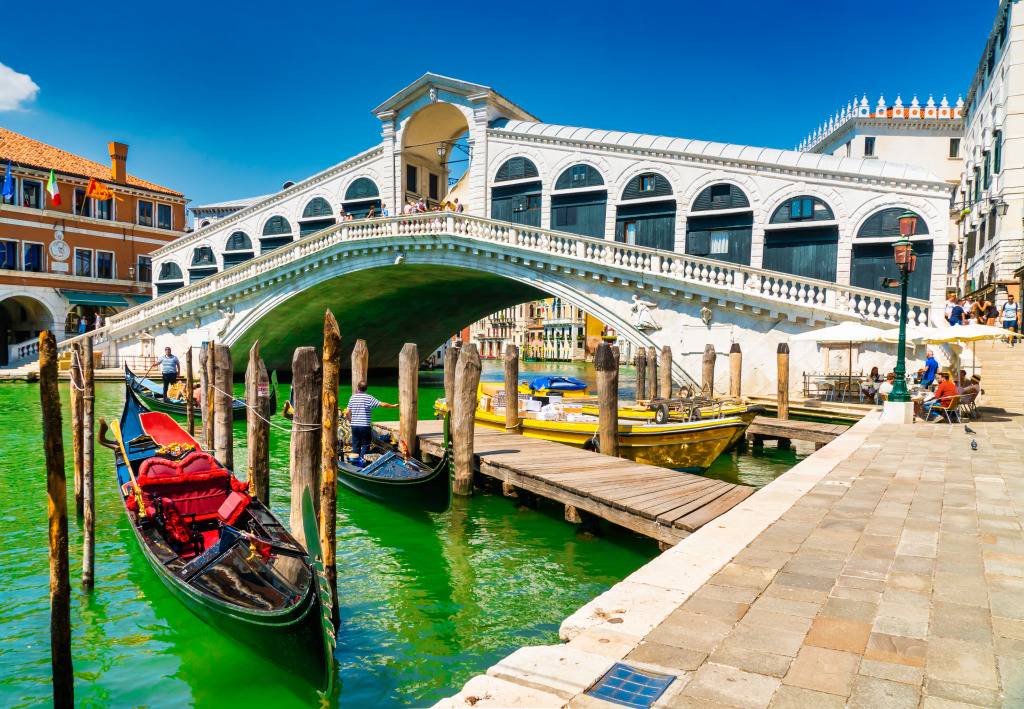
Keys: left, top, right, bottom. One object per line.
{"left": 56, "top": 74, "right": 952, "bottom": 394}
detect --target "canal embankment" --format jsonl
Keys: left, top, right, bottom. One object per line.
{"left": 433, "top": 408, "right": 1024, "bottom": 708}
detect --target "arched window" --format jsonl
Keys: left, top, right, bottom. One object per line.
{"left": 770, "top": 196, "right": 834, "bottom": 224}
{"left": 621, "top": 173, "right": 672, "bottom": 200}
{"left": 260, "top": 216, "right": 294, "bottom": 254}
{"left": 494, "top": 157, "right": 539, "bottom": 182}
{"left": 691, "top": 184, "right": 750, "bottom": 211}
{"left": 157, "top": 262, "right": 183, "bottom": 281}
{"left": 344, "top": 178, "right": 379, "bottom": 201}
{"left": 302, "top": 197, "right": 333, "bottom": 218}
{"left": 856, "top": 208, "right": 929, "bottom": 238}
{"left": 191, "top": 246, "right": 216, "bottom": 266}
{"left": 189, "top": 246, "right": 218, "bottom": 283}
{"left": 223, "top": 231, "right": 254, "bottom": 267}
{"left": 263, "top": 216, "right": 292, "bottom": 235}
{"left": 199, "top": 220, "right": 211, "bottom": 228}
{"left": 225, "top": 232, "right": 252, "bottom": 251}
{"left": 851, "top": 208, "right": 933, "bottom": 300}
{"left": 554, "top": 164, "right": 604, "bottom": 190}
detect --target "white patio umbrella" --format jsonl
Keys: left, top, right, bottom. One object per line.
{"left": 790, "top": 322, "right": 889, "bottom": 396}
{"left": 913, "top": 323, "right": 1019, "bottom": 376}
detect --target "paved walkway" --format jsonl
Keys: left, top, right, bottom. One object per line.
{"left": 435, "top": 411, "right": 1024, "bottom": 708}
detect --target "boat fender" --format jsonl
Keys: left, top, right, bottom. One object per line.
{"left": 583, "top": 436, "right": 600, "bottom": 453}
{"left": 654, "top": 403, "right": 670, "bottom": 425}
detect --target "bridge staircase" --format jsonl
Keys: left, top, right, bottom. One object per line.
{"left": 972, "top": 340, "right": 1024, "bottom": 411}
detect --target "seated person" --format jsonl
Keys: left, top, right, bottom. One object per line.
{"left": 918, "top": 372, "right": 958, "bottom": 420}
{"left": 862, "top": 366, "right": 882, "bottom": 400}
{"left": 876, "top": 373, "right": 895, "bottom": 403}
{"left": 961, "top": 374, "right": 981, "bottom": 398}
{"left": 192, "top": 383, "right": 201, "bottom": 407}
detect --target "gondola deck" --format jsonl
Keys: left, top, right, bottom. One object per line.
{"left": 101, "top": 383, "right": 334, "bottom": 692}
{"left": 125, "top": 364, "right": 278, "bottom": 422}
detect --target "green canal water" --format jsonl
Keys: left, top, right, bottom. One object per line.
{"left": 0, "top": 362, "right": 812, "bottom": 708}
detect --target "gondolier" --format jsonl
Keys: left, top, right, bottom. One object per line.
{"left": 155, "top": 347, "right": 180, "bottom": 400}
{"left": 343, "top": 381, "right": 398, "bottom": 464}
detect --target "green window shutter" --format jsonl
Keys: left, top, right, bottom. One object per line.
{"left": 344, "top": 178, "right": 379, "bottom": 201}
{"left": 688, "top": 231, "right": 710, "bottom": 255}
{"left": 158, "top": 262, "right": 183, "bottom": 280}
{"left": 302, "top": 197, "right": 332, "bottom": 218}
{"left": 263, "top": 216, "right": 292, "bottom": 235}
{"left": 621, "top": 173, "right": 673, "bottom": 200}
{"left": 191, "top": 246, "right": 216, "bottom": 266}
{"left": 226, "top": 231, "right": 252, "bottom": 251}
{"left": 994, "top": 132, "right": 1002, "bottom": 174}
{"left": 856, "top": 209, "right": 928, "bottom": 238}
{"left": 693, "top": 184, "right": 750, "bottom": 211}
{"left": 496, "top": 157, "right": 540, "bottom": 182}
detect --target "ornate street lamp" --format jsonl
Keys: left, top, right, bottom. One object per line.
{"left": 888, "top": 210, "right": 918, "bottom": 404}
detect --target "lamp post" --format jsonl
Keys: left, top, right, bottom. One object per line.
{"left": 888, "top": 210, "right": 919, "bottom": 404}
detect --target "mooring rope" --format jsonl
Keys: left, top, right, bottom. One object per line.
{"left": 207, "top": 382, "right": 320, "bottom": 432}
{"left": 68, "top": 351, "right": 85, "bottom": 392}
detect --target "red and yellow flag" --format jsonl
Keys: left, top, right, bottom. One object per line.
{"left": 85, "top": 178, "right": 113, "bottom": 201}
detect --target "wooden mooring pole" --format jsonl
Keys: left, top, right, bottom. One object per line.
{"left": 82, "top": 335, "right": 95, "bottom": 591}
{"left": 595, "top": 343, "right": 619, "bottom": 459}
{"left": 320, "top": 311, "right": 341, "bottom": 623}
{"left": 777, "top": 343, "right": 790, "bottom": 421}
{"left": 39, "top": 331, "right": 74, "bottom": 708}
{"left": 185, "top": 347, "right": 195, "bottom": 437}
{"left": 290, "top": 346, "right": 322, "bottom": 546}
{"left": 398, "top": 343, "right": 419, "bottom": 458}
{"left": 729, "top": 343, "right": 742, "bottom": 398}
{"left": 702, "top": 345, "right": 716, "bottom": 397}
{"left": 246, "top": 341, "right": 271, "bottom": 505}
{"left": 214, "top": 344, "right": 233, "bottom": 469}
{"left": 660, "top": 346, "right": 672, "bottom": 400}
{"left": 635, "top": 348, "right": 646, "bottom": 402}
{"left": 452, "top": 343, "right": 481, "bottom": 496}
{"left": 351, "top": 339, "right": 368, "bottom": 395}
{"left": 70, "top": 341, "right": 84, "bottom": 517}
{"left": 505, "top": 344, "right": 519, "bottom": 433}
{"left": 646, "top": 346, "right": 657, "bottom": 400}
{"left": 444, "top": 344, "right": 459, "bottom": 410}
{"left": 201, "top": 342, "right": 215, "bottom": 451}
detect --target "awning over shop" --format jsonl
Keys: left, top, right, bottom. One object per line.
{"left": 130, "top": 296, "right": 152, "bottom": 305}
{"left": 61, "top": 291, "right": 130, "bottom": 307}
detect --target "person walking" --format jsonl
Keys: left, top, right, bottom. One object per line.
{"left": 77, "top": 315, "right": 86, "bottom": 335}
{"left": 921, "top": 350, "right": 939, "bottom": 389}
{"left": 343, "top": 380, "right": 398, "bottom": 466}
{"left": 949, "top": 298, "right": 966, "bottom": 326}
{"left": 1003, "top": 295, "right": 1019, "bottom": 338}
{"left": 155, "top": 346, "right": 181, "bottom": 400}
{"left": 984, "top": 300, "right": 999, "bottom": 326}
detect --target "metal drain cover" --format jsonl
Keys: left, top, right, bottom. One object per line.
{"left": 585, "top": 663, "right": 675, "bottom": 708}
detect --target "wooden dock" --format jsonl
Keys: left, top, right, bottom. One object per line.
{"left": 747, "top": 416, "right": 849, "bottom": 446}
{"left": 376, "top": 419, "right": 755, "bottom": 546}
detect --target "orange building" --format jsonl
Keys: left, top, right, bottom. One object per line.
{"left": 0, "top": 128, "right": 188, "bottom": 365}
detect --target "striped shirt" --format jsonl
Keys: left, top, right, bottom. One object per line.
{"left": 346, "top": 392, "right": 380, "bottom": 427}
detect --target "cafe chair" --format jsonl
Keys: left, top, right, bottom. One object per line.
{"left": 930, "top": 395, "right": 962, "bottom": 424}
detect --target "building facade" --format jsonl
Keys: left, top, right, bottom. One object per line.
{"left": 800, "top": 93, "right": 963, "bottom": 297}
{"left": 0, "top": 129, "right": 188, "bottom": 365}
{"left": 957, "top": 0, "right": 1021, "bottom": 307}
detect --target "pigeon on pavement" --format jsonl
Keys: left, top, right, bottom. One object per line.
{"left": 965, "top": 424, "right": 977, "bottom": 434}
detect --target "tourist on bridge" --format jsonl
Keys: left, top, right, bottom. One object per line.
{"left": 984, "top": 300, "right": 999, "bottom": 326}
{"left": 380, "top": 203, "right": 389, "bottom": 217}
{"left": 1003, "top": 295, "right": 1019, "bottom": 333}
{"left": 343, "top": 380, "right": 398, "bottom": 465}
{"left": 944, "top": 294, "right": 957, "bottom": 324}
{"left": 949, "top": 298, "right": 966, "bottom": 326}
{"left": 155, "top": 346, "right": 181, "bottom": 400}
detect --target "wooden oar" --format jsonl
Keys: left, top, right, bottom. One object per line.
{"left": 106, "top": 418, "right": 145, "bottom": 512}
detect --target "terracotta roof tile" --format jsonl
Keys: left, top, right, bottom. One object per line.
{"left": 0, "top": 127, "right": 184, "bottom": 197}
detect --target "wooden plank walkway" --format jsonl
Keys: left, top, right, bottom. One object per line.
{"left": 376, "top": 419, "right": 755, "bottom": 546}
{"left": 747, "top": 416, "right": 849, "bottom": 444}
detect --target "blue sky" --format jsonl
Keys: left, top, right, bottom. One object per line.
{"left": 1, "top": 0, "right": 998, "bottom": 214}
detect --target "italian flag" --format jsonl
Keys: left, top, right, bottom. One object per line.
{"left": 46, "top": 169, "right": 61, "bottom": 206}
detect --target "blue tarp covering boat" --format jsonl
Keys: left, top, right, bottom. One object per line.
{"left": 527, "top": 376, "right": 588, "bottom": 392}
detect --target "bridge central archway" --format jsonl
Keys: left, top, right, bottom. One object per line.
{"left": 231, "top": 264, "right": 546, "bottom": 372}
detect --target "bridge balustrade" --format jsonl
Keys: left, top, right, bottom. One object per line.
{"left": 55, "top": 212, "right": 932, "bottom": 355}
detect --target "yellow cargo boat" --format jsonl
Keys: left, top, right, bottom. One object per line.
{"left": 434, "top": 385, "right": 750, "bottom": 472}
{"left": 580, "top": 400, "right": 764, "bottom": 425}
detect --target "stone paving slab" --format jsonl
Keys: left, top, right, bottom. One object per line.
{"left": 434, "top": 410, "right": 1024, "bottom": 708}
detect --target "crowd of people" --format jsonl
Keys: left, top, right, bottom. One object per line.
{"left": 331, "top": 197, "right": 464, "bottom": 222}
{"left": 944, "top": 293, "right": 1018, "bottom": 331}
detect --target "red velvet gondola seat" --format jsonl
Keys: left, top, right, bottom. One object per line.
{"left": 137, "top": 451, "right": 233, "bottom": 522}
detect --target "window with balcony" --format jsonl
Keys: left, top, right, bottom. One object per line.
{"left": 138, "top": 200, "right": 154, "bottom": 227}
{"left": 157, "top": 204, "right": 172, "bottom": 229}
{"left": 96, "top": 250, "right": 114, "bottom": 279}
{"left": 137, "top": 255, "right": 152, "bottom": 282}
{"left": 75, "top": 248, "right": 92, "bottom": 277}
{"left": 21, "top": 180, "right": 42, "bottom": 209}
{"left": 23, "top": 243, "right": 42, "bottom": 272}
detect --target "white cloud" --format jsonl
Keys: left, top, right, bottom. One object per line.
{"left": 0, "top": 63, "right": 39, "bottom": 111}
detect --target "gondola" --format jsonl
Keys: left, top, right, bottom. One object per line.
{"left": 125, "top": 363, "right": 278, "bottom": 421}
{"left": 335, "top": 415, "right": 453, "bottom": 514}
{"left": 98, "top": 382, "right": 335, "bottom": 692}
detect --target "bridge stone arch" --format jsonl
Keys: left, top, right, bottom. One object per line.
{"left": 846, "top": 193, "right": 943, "bottom": 240}
{"left": 547, "top": 152, "right": 613, "bottom": 189}
{"left": 339, "top": 167, "right": 383, "bottom": 203}
{"left": 762, "top": 181, "right": 849, "bottom": 231}
{"left": 487, "top": 145, "right": 549, "bottom": 185}
{"left": 610, "top": 162, "right": 683, "bottom": 205}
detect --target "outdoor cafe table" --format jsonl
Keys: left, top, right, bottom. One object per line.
{"left": 803, "top": 373, "right": 867, "bottom": 398}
